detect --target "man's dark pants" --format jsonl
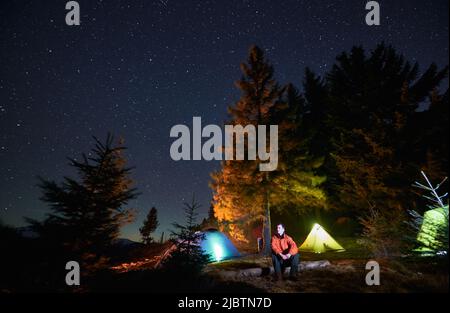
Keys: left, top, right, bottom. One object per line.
{"left": 271, "top": 253, "right": 300, "bottom": 277}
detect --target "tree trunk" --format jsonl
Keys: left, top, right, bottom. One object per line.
{"left": 263, "top": 190, "right": 272, "bottom": 255}
{"left": 315, "top": 206, "right": 322, "bottom": 224}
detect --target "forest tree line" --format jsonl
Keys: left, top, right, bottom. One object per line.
{"left": 210, "top": 44, "right": 448, "bottom": 253}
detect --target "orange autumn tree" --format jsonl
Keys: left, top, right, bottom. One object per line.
{"left": 211, "top": 46, "right": 278, "bottom": 249}
{"left": 211, "top": 46, "right": 327, "bottom": 253}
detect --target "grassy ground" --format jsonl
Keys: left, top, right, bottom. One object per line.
{"left": 207, "top": 256, "right": 448, "bottom": 293}
{"left": 205, "top": 237, "right": 449, "bottom": 293}
{"left": 3, "top": 235, "right": 446, "bottom": 293}
{"left": 100, "top": 237, "right": 448, "bottom": 293}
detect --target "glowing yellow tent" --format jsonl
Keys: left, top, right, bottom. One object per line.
{"left": 299, "top": 223, "right": 345, "bottom": 253}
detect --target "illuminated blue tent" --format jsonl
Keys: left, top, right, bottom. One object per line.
{"left": 155, "top": 229, "right": 241, "bottom": 268}
{"left": 200, "top": 229, "right": 241, "bottom": 262}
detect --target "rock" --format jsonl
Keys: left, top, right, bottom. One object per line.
{"left": 299, "top": 260, "right": 331, "bottom": 270}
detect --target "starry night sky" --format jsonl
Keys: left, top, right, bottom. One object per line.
{"left": 0, "top": 0, "right": 448, "bottom": 241}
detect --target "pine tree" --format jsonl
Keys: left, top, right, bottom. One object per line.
{"left": 211, "top": 46, "right": 281, "bottom": 252}
{"left": 261, "top": 82, "right": 328, "bottom": 233}
{"left": 208, "top": 204, "right": 215, "bottom": 220}
{"left": 301, "top": 69, "right": 333, "bottom": 220}
{"left": 200, "top": 204, "right": 218, "bottom": 229}
{"left": 211, "top": 46, "right": 326, "bottom": 253}
{"left": 140, "top": 207, "right": 159, "bottom": 245}
{"left": 414, "top": 90, "right": 449, "bottom": 184}
{"left": 27, "top": 134, "right": 138, "bottom": 271}
{"left": 326, "top": 44, "right": 448, "bottom": 216}
{"left": 162, "top": 196, "right": 210, "bottom": 275}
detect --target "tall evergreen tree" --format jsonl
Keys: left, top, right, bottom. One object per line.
{"left": 211, "top": 46, "right": 277, "bottom": 250}
{"left": 200, "top": 204, "right": 219, "bottom": 229}
{"left": 211, "top": 46, "right": 326, "bottom": 253}
{"left": 412, "top": 90, "right": 449, "bottom": 186}
{"left": 27, "top": 134, "right": 138, "bottom": 270}
{"left": 271, "top": 83, "right": 327, "bottom": 218}
{"left": 211, "top": 46, "right": 283, "bottom": 252}
{"left": 140, "top": 207, "right": 159, "bottom": 244}
{"left": 325, "top": 44, "right": 448, "bottom": 215}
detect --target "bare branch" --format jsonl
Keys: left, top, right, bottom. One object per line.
{"left": 419, "top": 171, "right": 447, "bottom": 208}
{"left": 423, "top": 195, "right": 441, "bottom": 203}
{"left": 435, "top": 177, "right": 448, "bottom": 190}
{"left": 412, "top": 182, "right": 432, "bottom": 190}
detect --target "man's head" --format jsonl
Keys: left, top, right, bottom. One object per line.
{"left": 276, "top": 223, "right": 285, "bottom": 236}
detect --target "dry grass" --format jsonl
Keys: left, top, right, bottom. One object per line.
{"left": 208, "top": 257, "right": 448, "bottom": 293}
{"left": 107, "top": 237, "right": 448, "bottom": 293}
{"left": 206, "top": 237, "right": 448, "bottom": 293}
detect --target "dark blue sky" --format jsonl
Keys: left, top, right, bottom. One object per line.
{"left": 0, "top": 0, "right": 448, "bottom": 241}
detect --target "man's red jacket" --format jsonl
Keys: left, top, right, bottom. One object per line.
{"left": 271, "top": 233, "right": 298, "bottom": 255}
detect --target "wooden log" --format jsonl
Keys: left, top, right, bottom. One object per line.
{"left": 215, "top": 260, "right": 331, "bottom": 279}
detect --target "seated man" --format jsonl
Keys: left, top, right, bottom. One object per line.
{"left": 271, "top": 223, "right": 300, "bottom": 281}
